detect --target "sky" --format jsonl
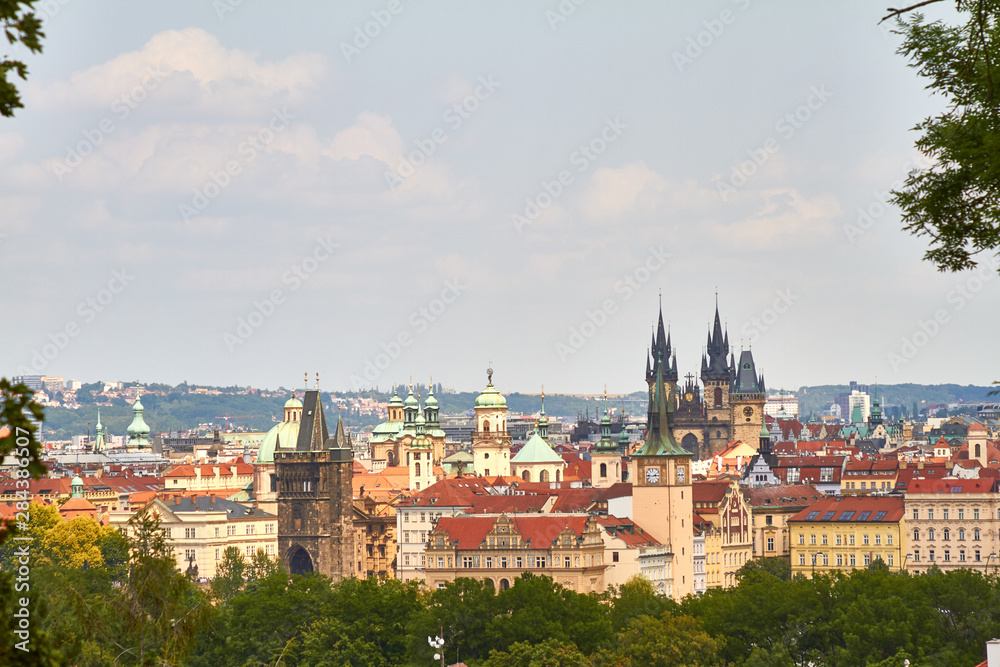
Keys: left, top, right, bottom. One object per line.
{"left": 3, "top": 0, "right": 996, "bottom": 396}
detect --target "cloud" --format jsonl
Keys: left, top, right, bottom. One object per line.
{"left": 28, "top": 28, "right": 328, "bottom": 117}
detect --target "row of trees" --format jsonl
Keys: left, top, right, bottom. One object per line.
{"left": 4, "top": 506, "right": 1000, "bottom": 666}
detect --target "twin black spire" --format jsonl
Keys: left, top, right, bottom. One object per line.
{"left": 700, "top": 297, "right": 732, "bottom": 382}
{"left": 646, "top": 297, "right": 678, "bottom": 386}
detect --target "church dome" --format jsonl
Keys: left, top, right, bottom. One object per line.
{"left": 257, "top": 411, "right": 302, "bottom": 464}
{"left": 127, "top": 397, "right": 150, "bottom": 438}
{"left": 389, "top": 388, "right": 404, "bottom": 407}
{"left": 424, "top": 391, "right": 439, "bottom": 409}
{"left": 404, "top": 388, "right": 419, "bottom": 409}
{"left": 284, "top": 396, "right": 303, "bottom": 409}
{"left": 475, "top": 371, "right": 507, "bottom": 408}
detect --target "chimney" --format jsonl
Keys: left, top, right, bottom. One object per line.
{"left": 987, "top": 639, "right": 1000, "bottom": 667}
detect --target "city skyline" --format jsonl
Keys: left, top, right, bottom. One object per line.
{"left": 4, "top": 2, "right": 998, "bottom": 394}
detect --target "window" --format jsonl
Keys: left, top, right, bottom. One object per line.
{"left": 914, "top": 529, "right": 920, "bottom": 541}
{"left": 888, "top": 554, "right": 894, "bottom": 567}
{"left": 798, "top": 534, "right": 805, "bottom": 545}
{"left": 864, "top": 554, "right": 871, "bottom": 566}
{"left": 959, "top": 528, "right": 966, "bottom": 541}
{"left": 928, "top": 510, "right": 934, "bottom": 520}
{"left": 822, "top": 554, "right": 829, "bottom": 566}
{"left": 214, "top": 527, "right": 220, "bottom": 538}
{"left": 185, "top": 549, "right": 196, "bottom": 561}
{"left": 960, "top": 551, "right": 966, "bottom": 562}
{"left": 404, "top": 513, "right": 410, "bottom": 522}
{"left": 975, "top": 550, "right": 981, "bottom": 562}
{"left": 974, "top": 508, "right": 980, "bottom": 520}
{"left": 766, "top": 515, "right": 773, "bottom": 526}
{"left": 810, "top": 534, "right": 816, "bottom": 545}
{"left": 215, "top": 548, "right": 219, "bottom": 559}
{"left": 913, "top": 509, "right": 919, "bottom": 520}
{"left": 849, "top": 535, "right": 855, "bottom": 545}
{"left": 767, "top": 537, "right": 774, "bottom": 551}
{"left": 404, "top": 531, "right": 410, "bottom": 542}
{"left": 245, "top": 545, "right": 252, "bottom": 556}
{"left": 564, "top": 557, "right": 571, "bottom": 568}
{"left": 913, "top": 551, "right": 920, "bottom": 562}
{"left": 612, "top": 551, "right": 619, "bottom": 562}
{"left": 836, "top": 534, "right": 842, "bottom": 546}
{"left": 437, "top": 557, "right": 444, "bottom": 569}
{"left": 850, "top": 554, "right": 856, "bottom": 566}
{"left": 837, "top": 554, "right": 843, "bottom": 566}
{"left": 959, "top": 509, "right": 965, "bottom": 520}
{"left": 822, "top": 534, "right": 828, "bottom": 545}
{"left": 875, "top": 535, "right": 881, "bottom": 545}
{"left": 944, "top": 550, "right": 950, "bottom": 562}
{"left": 184, "top": 527, "right": 195, "bottom": 539}
{"left": 928, "top": 529, "right": 935, "bottom": 540}
{"left": 246, "top": 525, "right": 255, "bottom": 535}
{"left": 421, "top": 555, "right": 426, "bottom": 566}
{"left": 929, "top": 550, "right": 935, "bottom": 562}
{"left": 887, "top": 534, "right": 893, "bottom": 545}
{"left": 485, "top": 557, "right": 492, "bottom": 568}
{"left": 799, "top": 554, "right": 806, "bottom": 565}
{"left": 863, "top": 534, "right": 870, "bottom": 545}
{"left": 516, "top": 556, "right": 522, "bottom": 568}
{"left": 943, "top": 509, "right": 949, "bottom": 520}
{"left": 861, "top": 482, "right": 867, "bottom": 490}
{"left": 943, "top": 528, "right": 950, "bottom": 540}
{"left": 975, "top": 529, "right": 981, "bottom": 541}
{"left": 404, "top": 555, "right": 410, "bottom": 566}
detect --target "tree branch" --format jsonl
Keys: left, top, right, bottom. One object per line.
{"left": 880, "top": 0, "right": 947, "bottom": 23}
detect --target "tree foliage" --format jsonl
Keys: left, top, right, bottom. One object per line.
{"left": 890, "top": 0, "right": 1000, "bottom": 274}
{"left": 0, "top": 0, "right": 43, "bottom": 117}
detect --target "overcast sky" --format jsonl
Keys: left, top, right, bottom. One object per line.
{"left": 3, "top": 1, "right": 995, "bottom": 396}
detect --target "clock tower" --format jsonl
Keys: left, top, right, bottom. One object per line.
{"left": 633, "top": 349, "right": 694, "bottom": 601}
{"left": 729, "top": 349, "right": 766, "bottom": 449}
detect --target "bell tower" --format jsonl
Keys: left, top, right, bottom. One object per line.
{"left": 633, "top": 348, "right": 693, "bottom": 601}
{"left": 700, "top": 297, "right": 733, "bottom": 456}
{"left": 729, "top": 349, "right": 766, "bottom": 449}
{"left": 472, "top": 367, "right": 511, "bottom": 478}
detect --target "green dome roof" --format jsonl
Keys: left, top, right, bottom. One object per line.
{"left": 760, "top": 424, "right": 770, "bottom": 438}
{"left": 424, "top": 390, "right": 438, "bottom": 408}
{"left": 389, "top": 388, "right": 404, "bottom": 407}
{"left": 127, "top": 398, "right": 150, "bottom": 437}
{"left": 475, "top": 382, "right": 507, "bottom": 408}
{"left": 71, "top": 475, "right": 83, "bottom": 486}
{"left": 404, "top": 388, "right": 419, "bottom": 408}
{"left": 257, "top": 420, "right": 302, "bottom": 464}
{"left": 284, "top": 396, "right": 303, "bottom": 409}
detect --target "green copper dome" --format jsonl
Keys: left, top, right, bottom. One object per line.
{"left": 284, "top": 396, "right": 303, "bottom": 409}
{"left": 424, "top": 387, "right": 439, "bottom": 408}
{"left": 389, "top": 387, "right": 404, "bottom": 407}
{"left": 127, "top": 398, "right": 150, "bottom": 438}
{"left": 404, "top": 387, "right": 419, "bottom": 409}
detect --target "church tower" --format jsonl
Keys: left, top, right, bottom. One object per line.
{"left": 126, "top": 394, "right": 151, "bottom": 450}
{"left": 700, "top": 298, "right": 733, "bottom": 456}
{"left": 632, "top": 350, "right": 694, "bottom": 601}
{"left": 591, "top": 389, "right": 622, "bottom": 488}
{"left": 646, "top": 297, "right": 678, "bottom": 409}
{"left": 729, "top": 349, "right": 767, "bottom": 449}
{"left": 408, "top": 397, "right": 436, "bottom": 491}
{"left": 472, "top": 367, "right": 511, "bottom": 478}
{"left": 276, "top": 388, "right": 355, "bottom": 581}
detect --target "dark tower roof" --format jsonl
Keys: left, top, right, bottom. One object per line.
{"left": 636, "top": 351, "right": 687, "bottom": 457}
{"left": 646, "top": 299, "right": 678, "bottom": 385}
{"left": 701, "top": 298, "right": 731, "bottom": 381}
{"left": 296, "top": 390, "right": 330, "bottom": 451}
{"left": 730, "top": 350, "right": 765, "bottom": 396}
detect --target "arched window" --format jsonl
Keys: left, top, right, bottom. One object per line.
{"left": 522, "top": 470, "right": 530, "bottom": 481}
{"left": 414, "top": 462, "right": 421, "bottom": 476}
{"left": 600, "top": 463, "right": 608, "bottom": 478}
{"left": 500, "top": 578, "right": 510, "bottom": 590}
{"left": 959, "top": 528, "right": 965, "bottom": 540}
{"left": 540, "top": 470, "right": 550, "bottom": 483}
{"left": 293, "top": 506, "right": 303, "bottom": 531}
{"left": 484, "top": 420, "right": 491, "bottom": 432}
{"left": 928, "top": 528, "right": 935, "bottom": 540}
{"left": 913, "top": 529, "right": 919, "bottom": 541}
{"left": 975, "top": 444, "right": 982, "bottom": 458}
{"left": 943, "top": 528, "right": 950, "bottom": 540}
{"left": 975, "top": 528, "right": 981, "bottom": 540}
{"left": 555, "top": 469, "right": 561, "bottom": 482}
{"left": 714, "top": 387, "right": 722, "bottom": 406}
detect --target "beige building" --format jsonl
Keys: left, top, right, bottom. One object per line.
{"left": 741, "top": 484, "right": 823, "bottom": 559}
{"left": 164, "top": 462, "right": 254, "bottom": 493}
{"left": 110, "top": 495, "right": 277, "bottom": 579}
{"left": 905, "top": 477, "right": 1000, "bottom": 573}
{"left": 597, "top": 516, "right": 662, "bottom": 590}
{"left": 789, "top": 496, "right": 906, "bottom": 578}
{"left": 694, "top": 479, "right": 753, "bottom": 589}
{"left": 424, "top": 513, "right": 607, "bottom": 593}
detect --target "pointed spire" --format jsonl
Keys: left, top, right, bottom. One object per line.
{"left": 537, "top": 386, "right": 549, "bottom": 439}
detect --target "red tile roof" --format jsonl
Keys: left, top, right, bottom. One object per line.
{"left": 597, "top": 516, "right": 661, "bottom": 547}
{"left": 741, "top": 484, "right": 823, "bottom": 507}
{"left": 789, "top": 496, "right": 904, "bottom": 523}
{"left": 433, "top": 514, "right": 590, "bottom": 550}
{"left": 907, "top": 478, "right": 998, "bottom": 493}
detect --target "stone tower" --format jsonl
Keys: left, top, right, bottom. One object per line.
{"left": 729, "top": 349, "right": 767, "bottom": 449}
{"left": 276, "top": 390, "right": 356, "bottom": 580}
{"left": 700, "top": 300, "right": 733, "bottom": 456}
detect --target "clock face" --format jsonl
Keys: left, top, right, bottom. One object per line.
{"left": 645, "top": 467, "right": 660, "bottom": 484}
{"left": 685, "top": 392, "right": 693, "bottom": 402}
{"left": 743, "top": 406, "right": 754, "bottom": 417}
